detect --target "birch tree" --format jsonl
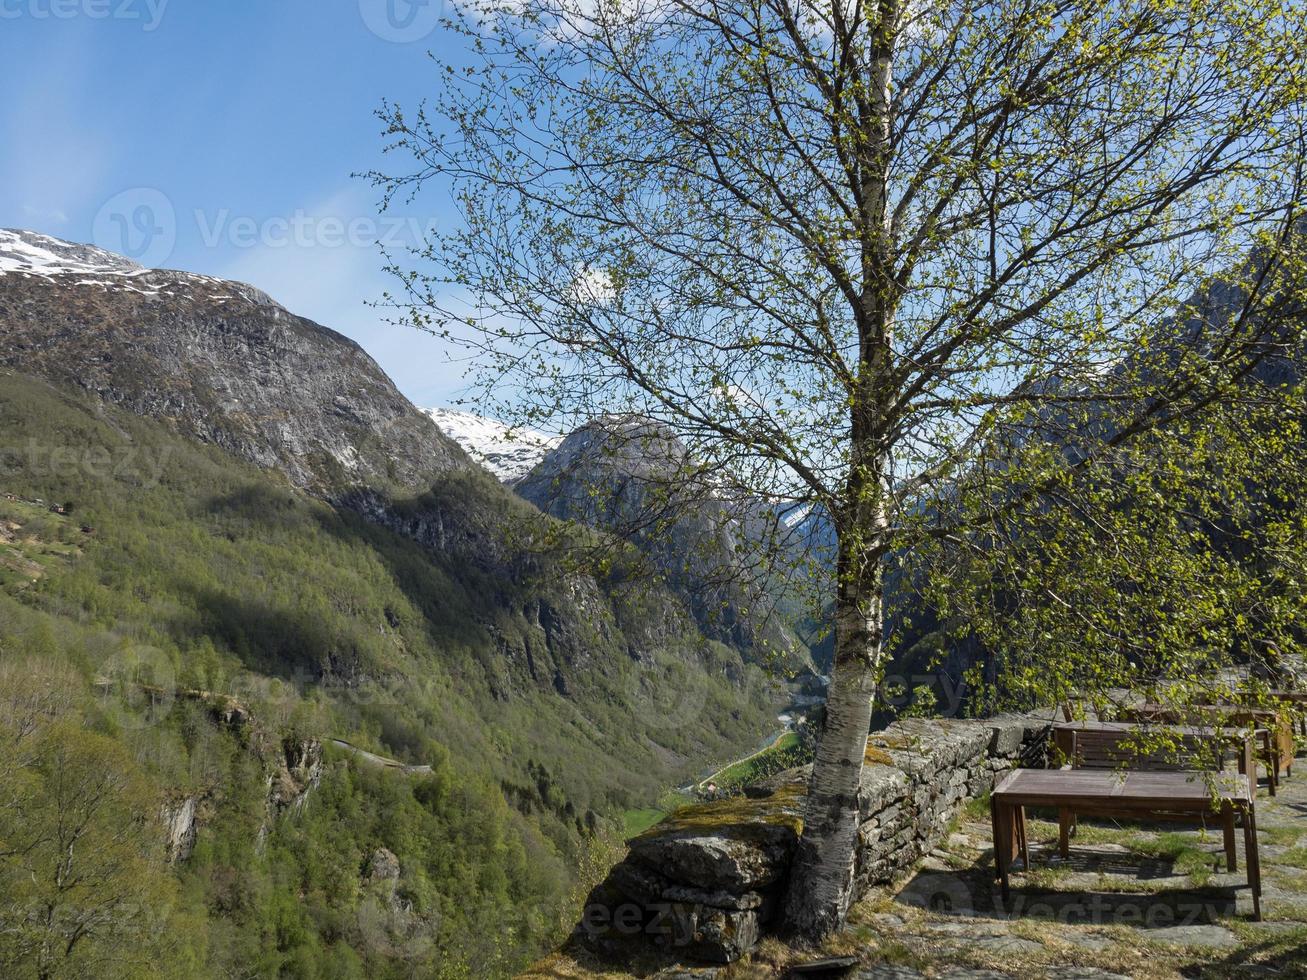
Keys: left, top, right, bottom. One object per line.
{"left": 371, "top": 0, "right": 1307, "bottom": 938}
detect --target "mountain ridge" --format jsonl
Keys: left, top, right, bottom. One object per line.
{"left": 0, "top": 226, "right": 792, "bottom": 766}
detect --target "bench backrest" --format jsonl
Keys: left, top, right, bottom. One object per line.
{"left": 1068, "top": 729, "right": 1225, "bottom": 772}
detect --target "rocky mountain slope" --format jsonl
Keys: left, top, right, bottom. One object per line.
{"left": 0, "top": 228, "right": 791, "bottom": 826}
{"left": 0, "top": 229, "right": 809, "bottom": 975}
{"left": 517, "top": 416, "right": 819, "bottom": 674}
{"left": 0, "top": 228, "right": 830, "bottom": 681}
{"left": 0, "top": 228, "right": 467, "bottom": 495}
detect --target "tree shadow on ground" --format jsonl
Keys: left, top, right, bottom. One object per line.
{"left": 894, "top": 859, "right": 1243, "bottom": 929}
{"left": 1196, "top": 931, "right": 1307, "bottom": 978}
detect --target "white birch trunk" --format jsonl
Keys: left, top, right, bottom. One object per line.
{"left": 781, "top": 523, "right": 886, "bottom": 938}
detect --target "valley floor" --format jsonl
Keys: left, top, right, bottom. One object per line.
{"left": 525, "top": 745, "right": 1307, "bottom": 980}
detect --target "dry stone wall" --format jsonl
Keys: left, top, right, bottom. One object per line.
{"left": 578, "top": 711, "right": 1054, "bottom": 963}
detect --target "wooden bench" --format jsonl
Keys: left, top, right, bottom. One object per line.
{"left": 1052, "top": 723, "right": 1255, "bottom": 869}
{"left": 991, "top": 769, "right": 1261, "bottom": 920}
{"left": 1053, "top": 721, "right": 1259, "bottom": 795}
{"left": 1121, "top": 704, "right": 1293, "bottom": 795}
{"left": 1228, "top": 689, "right": 1307, "bottom": 737}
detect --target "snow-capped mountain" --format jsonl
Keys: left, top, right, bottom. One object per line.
{"left": 0, "top": 227, "right": 281, "bottom": 307}
{"left": 422, "top": 407, "right": 559, "bottom": 484}
{"left": 0, "top": 228, "right": 467, "bottom": 492}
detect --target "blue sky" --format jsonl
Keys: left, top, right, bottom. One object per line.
{"left": 0, "top": 0, "right": 469, "bottom": 407}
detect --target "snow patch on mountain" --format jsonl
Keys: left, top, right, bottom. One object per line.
{"left": 0, "top": 229, "right": 285, "bottom": 310}
{"left": 0, "top": 228, "right": 146, "bottom": 277}
{"left": 423, "top": 408, "right": 559, "bottom": 484}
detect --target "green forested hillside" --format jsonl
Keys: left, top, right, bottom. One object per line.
{"left": 0, "top": 371, "right": 781, "bottom": 978}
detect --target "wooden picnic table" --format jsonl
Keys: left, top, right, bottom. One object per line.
{"left": 1121, "top": 703, "right": 1293, "bottom": 794}
{"left": 990, "top": 768, "right": 1261, "bottom": 920}
{"left": 1052, "top": 720, "right": 1262, "bottom": 796}
{"left": 1228, "top": 690, "right": 1307, "bottom": 736}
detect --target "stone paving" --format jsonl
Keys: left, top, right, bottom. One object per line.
{"left": 839, "top": 750, "right": 1307, "bottom": 979}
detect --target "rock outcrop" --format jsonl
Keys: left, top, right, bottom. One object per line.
{"left": 144, "top": 688, "right": 324, "bottom": 859}
{"left": 160, "top": 795, "right": 201, "bottom": 863}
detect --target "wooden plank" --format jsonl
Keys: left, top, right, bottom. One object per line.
{"left": 993, "top": 768, "right": 1249, "bottom": 807}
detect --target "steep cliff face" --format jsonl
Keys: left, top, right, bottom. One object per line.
{"left": 518, "top": 417, "right": 815, "bottom": 673}
{"left": 0, "top": 229, "right": 466, "bottom": 496}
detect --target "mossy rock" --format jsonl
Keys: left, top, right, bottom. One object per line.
{"left": 865, "top": 744, "right": 897, "bottom": 767}
{"left": 649, "top": 782, "right": 805, "bottom": 840}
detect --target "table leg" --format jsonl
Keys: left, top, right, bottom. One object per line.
{"left": 1221, "top": 802, "right": 1237, "bottom": 872}
{"left": 1243, "top": 802, "right": 1262, "bottom": 921}
{"left": 1263, "top": 732, "right": 1278, "bottom": 796}
{"left": 1058, "top": 807, "right": 1072, "bottom": 859}
{"left": 991, "top": 796, "right": 1003, "bottom": 882}
{"left": 991, "top": 798, "right": 1012, "bottom": 901}
{"left": 1018, "top": 805, "right": 1030, "bottom": 871}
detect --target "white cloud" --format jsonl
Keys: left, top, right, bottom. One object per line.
{"left": 567, "top": 263, "right": 616, "bottom": 305}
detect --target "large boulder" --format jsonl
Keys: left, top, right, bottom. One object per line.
{"left": 578, "top": 787, "right": 802, "bottom": 962}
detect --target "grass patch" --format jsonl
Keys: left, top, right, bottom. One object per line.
{"left": 1128, "top": 832, "right": 1220, "bottom": 886}
{"left": 859, "top": 938, "right": 930, "bottom": 970}
{"left": 621, "top": 807, "right": 667, "bottom": 838}
{"left": 1256, "top": 823, "right": 1303, "bottom": 846}
{"left": 1279, "top": 846, "right": 1307, "bottom": 870}
{"left": 962, "top": 791, "right": 992, "bottom": 822}
{"left": 703, "top": 731, "right": 805, "bottom": 791}
{"left": 0, "top": 496, "right": 83, "bottom": 588}
{"left": 622, "top": 787, "right": 697, "bottom": 836}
